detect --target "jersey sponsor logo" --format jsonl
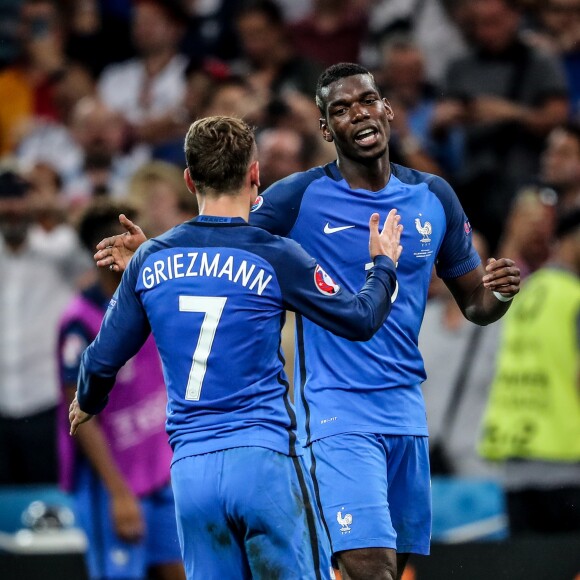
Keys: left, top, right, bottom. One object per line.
{"left": 314, "top": 265, "right": 340, "bottom": 295}
{"left": 323, "top": 223, "right": 355, "bottom": 234}
{"left": 108, "top": 298, "right": 117, "bottom": 309}
{"left": 250, "top": 195, "right": 263, "bottom": 212}
{"left": 464, "top": 219, "right": 472, "bottom": 235}
{"left": 337, "top": 509, "right": 352, "bottom": 533}
{"left": 415, "top": 216, "right": 432, "bottom": 243}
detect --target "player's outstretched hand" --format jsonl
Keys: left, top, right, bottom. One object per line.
{"left": 482, "top": 257, "right": 520, "bottom": 298}
{"left": 369, "top": 209, "right": 403, "bottom": 263}
{"left": 94, "top": 214, "right": 148, "bottom": 273}
{"left": 69, "top": 394, "right": 93, "bottom": 436}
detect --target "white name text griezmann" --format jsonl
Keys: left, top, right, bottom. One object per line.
{"left": 141, "top": 252, "right": 273, "bottom": 296}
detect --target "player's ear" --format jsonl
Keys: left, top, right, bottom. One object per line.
{"left": 383, "top": 99, "right": 394, "bottom": 121}
{"left": 184, "top": 168, "right": 197, "bottom": 194}
{"left": 249, "top": 160, "right": 260, "bottom": 189}
{"left": 320, "top": 118, "right": 333, "bottom": 142}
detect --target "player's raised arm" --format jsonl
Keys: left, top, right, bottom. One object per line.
{"left": 94, "top": 214, "right": 148, "bottom": 272}
{"left": 279, "top": 211, "right": 402, "bottom": 342}
{"left": 444, "top": 257, "right": 520, "bottom": 325}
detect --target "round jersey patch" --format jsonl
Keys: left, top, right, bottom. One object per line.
{"left": 314, "top": 265, "right": 340, "bottom": 295}
{"left": 250, "top": 195, "right": 264, "bottom": 212}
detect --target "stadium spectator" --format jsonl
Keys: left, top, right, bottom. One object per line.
{"left": 97, "top": 0, "right": 188, "bottom": 150}
{"left": 262, "top": 90, "right": 337, "bottom": 166}
{"left": 232, "top": 0, "right": 323, "bottom": 100}
{"left": 288, "top": 0, "right": 368, "bottom": 67}
{"left": 522, "top": 0, "right": 580, "bottom": 119}
{"left": 72, "top": 115, "right": 401, "bottom": 579}
{"left": 63, "top": 0, "right": 134, "bottom": 78}
{"left": 375, "top": 36, "right": 446, "bottom": 176}
{"left": 0, "top": 168, "right": 91, "bottom": 484}
{"left": 180, "top": 0, "right": 240, "bottom": 63}
{"left": 0, "top": 0, "right": 68, "bottom": 156}
{"left": 479, "top": 208, "right": 580, "bottom": 536}
{"left": 420, "top": 231, "right": 503, "bottom": 479}
{"left": 95, "top": 65, "right": 521, "bottom": 580}
{"left": 127, "top": 160, "right": 199, "bottom": 238}
{"left": 0, "top": 0, "right": 24, "bottom": 69}
{"left": 495, "top": 186, "right": 558, "bottom": 280}
{"left": 362, "top": 0, "right": 468, "bottom": 86}
{"left": 16, "top": 63, "right": 95, "bottom": 181}
{"left": 433, "top": 0, "right": 569, "bottom": 249}
{"left": 540, "top": 123, "right": 580, "bottom": 212}
{"left": 202, "top": 76, "right": 266, "bottom": 125}
{"left": 257, "top": 127, "right": 312, "bottom": 190}
{"left": 58, "top": 199, "right": 184, "bottom": 580}
{"left": 64, "top": 96, "right": 150, "bottom": 206}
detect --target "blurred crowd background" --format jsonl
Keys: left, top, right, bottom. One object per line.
{"left": 0, "top": 0, "right": 579, "bottom": 563}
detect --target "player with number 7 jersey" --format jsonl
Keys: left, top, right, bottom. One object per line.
{"left": 72, "top": 117, "right": 401, "bottom": 580}
{"left": 76, "top": 218, "right": 397, "bottom": 579}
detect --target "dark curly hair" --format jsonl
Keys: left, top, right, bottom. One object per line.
{"left": 315, "top": 63, "right": 379, "bottom": 115}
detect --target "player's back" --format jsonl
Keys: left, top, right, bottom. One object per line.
{"left": 132, "top": 216, "right": 299, "bottom": 463}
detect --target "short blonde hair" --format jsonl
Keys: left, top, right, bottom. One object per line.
{"left": 184, "top": 116, "right": 255, "bottom": 195}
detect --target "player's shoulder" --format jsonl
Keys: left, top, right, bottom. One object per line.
{"left": 262, "top": 164, "right": 331, "bottom": 197}
{"left": 392, "top": 163, "right": 451, "bottom": 191}
{"left": 392, "top": 163, "right": 457, "bottom": 202}
{"left": 135, "top": 224, "right": 189, "bottom": 257}
{"left": 245, "top": 225, "right": 308, "bottom": 263}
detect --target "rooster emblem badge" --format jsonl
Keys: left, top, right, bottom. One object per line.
{"left": 337, "top": 509, "right": 352, "bottom": 533}
{"left": 415, "top": 217, "right": 432, "bottom": 243}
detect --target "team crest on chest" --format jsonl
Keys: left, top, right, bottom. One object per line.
{"left": 415, "top": 215, "right": 432, "bottom": 243}
{"left": 314, "top": 265, "right": 340, "bottom": 295}
{"left": 413, "top": 214, "right": 434, "bottom": 259}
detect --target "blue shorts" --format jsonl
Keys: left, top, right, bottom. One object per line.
{"left": 74, "top": 463, "right": 182, "bottom": 579}
{"left": 309, "top": 433, "right": 431, "bottom": 555}
{"left": 171, "top": 447, "right": 333, "bottom": 580}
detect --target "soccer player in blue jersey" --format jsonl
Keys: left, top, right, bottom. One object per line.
{"left": 70, "top": 115, "right": 403, "bottom": 580}
{"left": 94, "top": 65, "right": 521, "bottom": 580}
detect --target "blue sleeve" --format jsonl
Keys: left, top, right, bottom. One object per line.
{"left": 274, "top": 239, "right": 398, "bottom": 341}
{"left": 249, "top": 169, "right": 323, "bottom": 235}
{"left": 59, "top": 321, "right": 93, "bottom": 385}
{"left": 77, "top": 250, "right": 152, "bottom": 414}
{"left": 428, "top": 174, "right": 481, "bottom": 279}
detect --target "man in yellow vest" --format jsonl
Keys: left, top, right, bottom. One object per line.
{"left": 479, "top": 208, "right": 580, "bottom": 535}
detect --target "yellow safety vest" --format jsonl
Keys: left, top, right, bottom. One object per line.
{"left": 479, "top": 268, "right": 580, "bottom": 461}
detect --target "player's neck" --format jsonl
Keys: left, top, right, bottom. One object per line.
{"left": 337, "top": 154, "right": 391, "bottom": 192}
{"left": 197, "top": 191, "right": 251, "bottom": 222}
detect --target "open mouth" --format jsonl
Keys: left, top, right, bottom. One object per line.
{"left": 354, "top": 127, "right": 379, "bottom": 147}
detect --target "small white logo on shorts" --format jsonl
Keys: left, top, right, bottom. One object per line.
{"left": 337, "top": 509, "right": 352, "bottom": 533}
{"left": 110, "top": 548, "right": 130, "bottom": 567}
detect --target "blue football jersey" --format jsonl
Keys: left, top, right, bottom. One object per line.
{"left": 250, "top": 161, "right": 480, "bottom": 443}
{"left": 77, "top": 216, "right": 397, "bottom": 464}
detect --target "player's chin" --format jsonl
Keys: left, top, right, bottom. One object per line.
{"left": 352, "top": 144, "right": 387, "bottom": 163}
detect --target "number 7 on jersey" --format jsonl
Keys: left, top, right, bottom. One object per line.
{"left": 179, "top": 295, "right": 227, "bottom": 400}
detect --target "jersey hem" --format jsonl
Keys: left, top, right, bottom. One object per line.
{"left": 171, "top": 440, "right": 302, "bottom": 465}
{"left": 308, "top": 426, "right": 429, "bottom": 444}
